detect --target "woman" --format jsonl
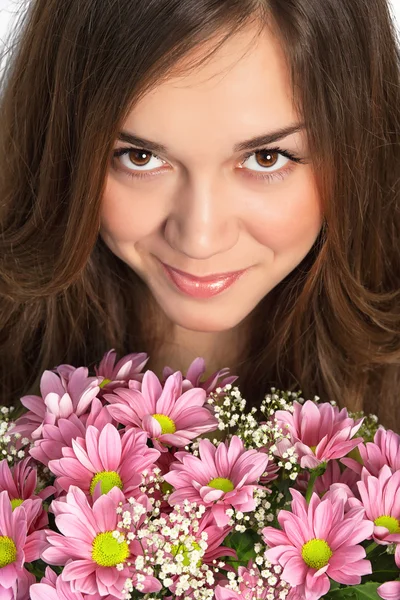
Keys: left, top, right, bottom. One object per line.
{"left": 0, "top": 0, "right": 399, "bottom": 430}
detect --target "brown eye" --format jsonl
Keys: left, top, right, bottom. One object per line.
{"left": 126, "top": 149, "right": 153, "bottom": 167}
{"left": 254, "top": 150, "right": 279, "bottom": 168}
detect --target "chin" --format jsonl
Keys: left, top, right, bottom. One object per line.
{"left": 161, "top": 301, "right": 247, "bottom": 333}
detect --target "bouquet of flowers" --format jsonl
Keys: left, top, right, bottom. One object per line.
{"left": 0, "top": 349, "right": 399, "bottom": 600}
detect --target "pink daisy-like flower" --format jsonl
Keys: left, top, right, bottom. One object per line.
{"left": 0, "top": 490, "right": 47, "bottom": 600}
{"left": 94, "top": 348, "right": 149, "bottom": 394}
{"left": 12, "top": 367, "right": 101, "bottom": 441}
{"left": 30, "top": 567, "right": 117, "bottom": 600}
{"left": 162, "top": 356, "right": 238, "bottom": 395}
{"left": 104, "top": 370, "right": 218, "bottom": 452}
{"left": 262, "top": 488, "right": 373, "bottom": 600}
{"left": 29, "top": 397, "right": 112, "bottom": 466}
{"left": 42, "top": 486, "right": 137, "bottom": 598}
{"left": 0, "top": 457, "right": 54, "bottom": 532}
{"left": 163, "top": 435, "right": 269, "bottom": 527}
{"left": 48, "top": 423, "right": 160, "bottom": 498}
{"left": 377, "top": 580, "right": 400, "bottom": 599}
{"left": 353, "top": 466, "right": 400, "bottom": 567}
{"left": 275, "top": 400, "right": 364, "bottom": 470}
{"left": 215, "top": 560, "right": 291, "bottom": 599}
{"left": 342, "top": 427, "right": 400, "bottom": 477}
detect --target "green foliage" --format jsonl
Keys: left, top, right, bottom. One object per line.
{"left": 223, "top": 528, "right": 262, "bottom": 569}
{"left": 363, "top": 547, "right": 399, "bottom": 583}
{"left": 323, "top": 581, "right": 381, "bottom": 599}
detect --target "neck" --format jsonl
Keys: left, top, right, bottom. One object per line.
{"left": 146, "top": 320, "right": 249, "bottom": 381}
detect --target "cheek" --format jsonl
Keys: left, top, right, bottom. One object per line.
{"left": 100, "top": 177, "right": 163, "bottom": 243}
{"left": 245, "top": 171, "right": 323, "bottom": 254}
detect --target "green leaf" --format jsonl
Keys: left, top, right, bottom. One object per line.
{"left": 223, "top": 529, "right": 262, "bottom": 568}
{"left": 323, "top": 581, "right": 381, "bottom": 599}
{"left": 363, "top": 550, "right": 399, "bottom": 583}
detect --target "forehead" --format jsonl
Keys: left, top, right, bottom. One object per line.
{"left": 123, "top": 24, "right": 299, "bottom": 155}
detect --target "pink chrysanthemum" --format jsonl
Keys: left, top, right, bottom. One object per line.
{"left": 353, "top": 465, "right": 400, "bottom": 568}
{"left": 377, "top": 580, "right": 400, "bottom": 599}
{"left": 0, "top": 457, "right": 54, "bottom": 532}
{"left": 30, "top": 567, "right": 116, "bottom": 600}
{"left": 162, "top": 356, "right": 238, "bottom": 395}
{"left": 42, "top": 486, "right": 137, "bottom": 598}
{"left": 104, "top": 370, "right": 218, "bottom": 452}
{"left": 12, "top": 367, "right": 101, "bottom": 441}
{"left": 262, "top": 489, "right": 373, "bottom": 600}
{"left": 275, "top": 400, "right": 364, "bottom": 469}
{"left": 163, "top": 435, "right": 269, "bottom": 527}
{"left": 48, "top": 423, "right": 159, "bottom": 498}
{"left": 342, "top": 427, "right": 400, "bottom": 477}
{"left": 95, "top": 348, "right": 149, "bottom": 394}
{"left": 29, "top": 397, "right": 112, "bottom": 466}
{"left": 0, "top": 490, "right": 47, "bottom": 600}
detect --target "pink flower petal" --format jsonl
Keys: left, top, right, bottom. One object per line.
{"left": 142, "top": 414, "right": 162, "bottom": 438}
{"left": 378, "top": 581, "right": 400, "bottom": 599}
{"left": 98, "top": 424, "right": 122, "bottom": 471}
{"left": 61, "top": 559, "right": 97, "bottom": 581}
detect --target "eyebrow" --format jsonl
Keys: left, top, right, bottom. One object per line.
{"left": 117, "top": 122, "right": 305, "bottom": 154}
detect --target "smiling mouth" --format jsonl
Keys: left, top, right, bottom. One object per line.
{"left": 160, "top": 261, "right": 249, "bottom": 299}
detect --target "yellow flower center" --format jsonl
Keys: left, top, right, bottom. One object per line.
{"left": 92, "top": 532, "right": 130, "bottom": 567}
{"left": 89, "top": 471, "right": 123, "bottom": 496}
{"left": 374, "top": 515, "right": 400, "bottom": 534}
{"left": 208, "top": 477, "right": 234, "bottom": 493}
{"left": 0, "top": 536, "right": 17, "bottom": 568}
{"left": 310, "top": 445, "right": 317, "bottom": 454}
{"left": 10, "top": 498, "right": 24, "bottom": 511}
{"left": 301, "top": 539, "right": 333, "bottom": 570}
{"left": 172, "top": 540, "right": 202, "bottom": 567}
{"left": 99, "top": 378, "right": 112, "bottom": 388}
{"left": 152, "top": 414, "right": 176, "bottom": 435}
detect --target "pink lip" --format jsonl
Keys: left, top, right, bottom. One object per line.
{"left": 160, "top": 262, "right": 248, "bottom": 298}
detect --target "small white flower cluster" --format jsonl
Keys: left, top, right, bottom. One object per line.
{"left": 138, "top": 467, "right": 165, "bottom": 510}
{"left": 260, "top": 388, "right": 305, "bottom": 418}
{"left": 221, "top": 546, "right": 292, "bottom": 600}
{"left": 348, "top": 410, "right": 379, "bottom": 442}
{"left": 0, "top": 406, "right": 30, "bottom": 465}
{"left": 249, "top": 488, "right": 281, "bottom": 534}
{"left": 119, "top": 499, "right": 223, "bottom": 599}
{"left": 273, "top": 445, "right": 300, "bottom": 482}
{"left": 207, "top": 384, "right": 246, "bottom": 432}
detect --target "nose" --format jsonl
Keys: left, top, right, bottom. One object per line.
{"left": 163, "top": 177, "right": 240, "bottom": 260}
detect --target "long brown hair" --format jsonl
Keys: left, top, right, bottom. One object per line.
{"left": 1, "top": 0, "right": 399, "bottom": 429}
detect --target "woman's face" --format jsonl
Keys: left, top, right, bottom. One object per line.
{"left": 100, "top": 24, "right": 323, "bottom": 333}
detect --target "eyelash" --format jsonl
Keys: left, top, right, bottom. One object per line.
{"left": 112, "top": 145, "right": 305, "bottom": 183}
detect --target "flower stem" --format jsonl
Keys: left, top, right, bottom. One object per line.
{"left": 365, "top": 541, "right": 378, "bottom": 555}
{"left": 305, "top": 470, "right": 319, "bottom": 504}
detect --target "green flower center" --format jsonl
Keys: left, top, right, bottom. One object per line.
{"left": 310, "top": 445, "right": 317, "bottom": 454}
{"left": 99, "top": 378, "right": 112, "bottom": 388}
{"left": 301, "top": 539, "right": 333, "bottom": 570}
{"left": 374, "top": 515, "right": 400, "bottom": 534}
{"left": 208, "top": 477, "right": 234, "bottom": 493}
{"left": 10, "top": 498, "right": 24, "bottom": 511}
{"left": 152, "top": 414, "right": 176, "bottom": 435}
{"left": 0, "top": 536, "right": 17, "bottom": 568}
{"left": 172, "top": 540, "right": 202, "bottom": 567}
{"left": 92, "top": 531, "right": 130, "bottom": 567}
{"left": 89, "top": 471, "right": 123, "bottom": 496}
